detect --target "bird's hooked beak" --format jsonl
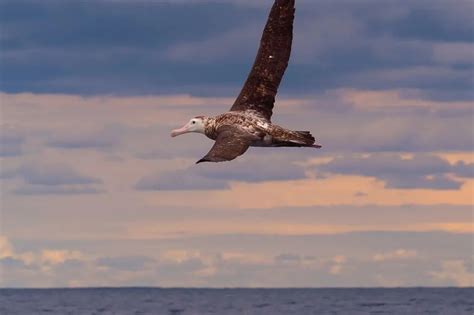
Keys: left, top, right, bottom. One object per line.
{"left": 171, "top": 122, "right": 191, "bottom": 137}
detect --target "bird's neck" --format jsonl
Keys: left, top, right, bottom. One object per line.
{"left": 203, "top": 117, "right": 218, "bottom": 139}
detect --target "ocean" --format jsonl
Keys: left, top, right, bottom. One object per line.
{"left": 0, "top": 288, "right": 472, "bottom": 314}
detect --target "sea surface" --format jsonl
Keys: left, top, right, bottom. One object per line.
{"left": 0, "top": 288, "right": 473, "bottom": 315}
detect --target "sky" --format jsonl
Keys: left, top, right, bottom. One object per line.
{"left": 0, "top": 0, "right": 473, "bottom": 288}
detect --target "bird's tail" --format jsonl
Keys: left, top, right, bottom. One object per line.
{"left": 274, "top": 131, "right": 322, "bottom": 148}
{"left": 295, "top": 131, "right": 322, "bottom": 148}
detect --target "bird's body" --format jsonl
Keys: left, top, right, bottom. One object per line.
{"left": 171, "top": 0, "right": 321, "bottom": 163}
{"left": 204, "top": 111, "right": 317, "bottom": 148}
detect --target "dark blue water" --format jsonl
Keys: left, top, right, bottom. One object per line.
{"left": 0, "top": 288, "right": 472, "bottom": 314}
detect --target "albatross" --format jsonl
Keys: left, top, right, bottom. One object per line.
{"left": 171, "top": 0, "right": 321, "bottom": 163}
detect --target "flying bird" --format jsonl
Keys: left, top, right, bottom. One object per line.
{"left": 171, "top": 0, "right": 321, "bottom": 163}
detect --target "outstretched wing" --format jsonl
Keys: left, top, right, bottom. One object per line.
{"left": 230, "top": 0, "right": 295, "bottom": 121}
{"left": 196, "top": 126, "right": 252, "bottom": 163}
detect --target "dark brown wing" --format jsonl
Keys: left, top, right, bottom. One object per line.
{"left": 230, "top": 0, "right": 295, "bottom": 121}
{"left": 196, "top": 126, "right": 252, "bottom": 163}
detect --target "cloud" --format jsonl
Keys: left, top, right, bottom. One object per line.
{"left": 318, "top": 154, "right": 465, "bottom": 190}
{"left": 96, "top": 255, "right": 155, "bottom": 271}
{"left": 195, "top": 153, "right": 308, "bottom": 181}
{"left": 164, "top": 23, "right": 259, "bottom": 63}
{"left": 452, "top": 161, "right": 474, "bottom": 178}
{"left": 135, "top": 152, "right": 308, "bottom": 190}
{"left": 13, "top": 185, "right": 104, "bottom": 195}
{"left": 346, "top": 66, "right": 473, "bottom": 93}
{"left": 46, "top": 126, "right": 121, "bottom": 150}
{"left": 19, "top": 164, "right": 101, "bottom": 186}
{"left": 135, "top": 168, "right": 230, "bottom": 191}
{"left": 274, "top": 253, "right": 346, "bottom": 275}
{"left": 2, "top": 163, "right": 104, "bottom": 195}
{"left": 0, "top": 236, "right": 14, "bottom": 259}
{"left": 1, "top": 231, "right": 473, "bottom": 287}
{"left": 1, "top": 0, "right": 472, "bottom": 97}
{"left": 0, "top": 237, "right": 93, "bottom": 287}
{"left": 0, "top": 236, "right": 86, "bottom": 281}
{"left": 329, "top": 255, "right": 346, "bottom": 275}
{"left": 432, "top": 42, "right": 474, "bottom": 65}
{"left": 429, "top": 260, "right": 474, "bottom": 287}
{"left": 157, "top": 256, "right": 208, "bottom": 279}
{"left": 274, "top": 253, "right": 302, "bottom": 264}
{"left": 282, "top": 90, "right": 473, "bottom": 153}
{"left": 0, "top": 257, "right": 27, "bottom": 269}
{"left": 373, "top": 249, "right": 418, "bottom": 262}
{"left": 0, "top": 0, "right": 262, "bottom": 95}
{"left": 40, "top": 250, "right": 82, "bottom": 265}
{"left": 4, "top": 202, "right": 473, "bottom": 244}
{"left": 0, "top": 128, "right": 24, "bottom": 157}
{"left": 385, "top": 0, "right": 474, "bottom": 42}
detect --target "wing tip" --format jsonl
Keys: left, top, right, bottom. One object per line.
{"left": 196, "top": 158, "right": 210, "bottom": 164}
{"left": 276, "top": 0, "right": 295, "bottom": 6}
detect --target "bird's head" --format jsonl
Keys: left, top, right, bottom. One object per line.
{"left": 171, "top": 116, "right": 206, "bottom": 137}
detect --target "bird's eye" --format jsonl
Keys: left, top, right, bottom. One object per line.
{"left": 192, "top": 121, "right": 196, "bottom": 124}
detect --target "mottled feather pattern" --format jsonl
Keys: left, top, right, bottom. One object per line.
{"left": 204, "top": 111, "right": 267, "bottom": 140}
{"left": 203, "top": 111, "right": 317, "bottom": 149}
